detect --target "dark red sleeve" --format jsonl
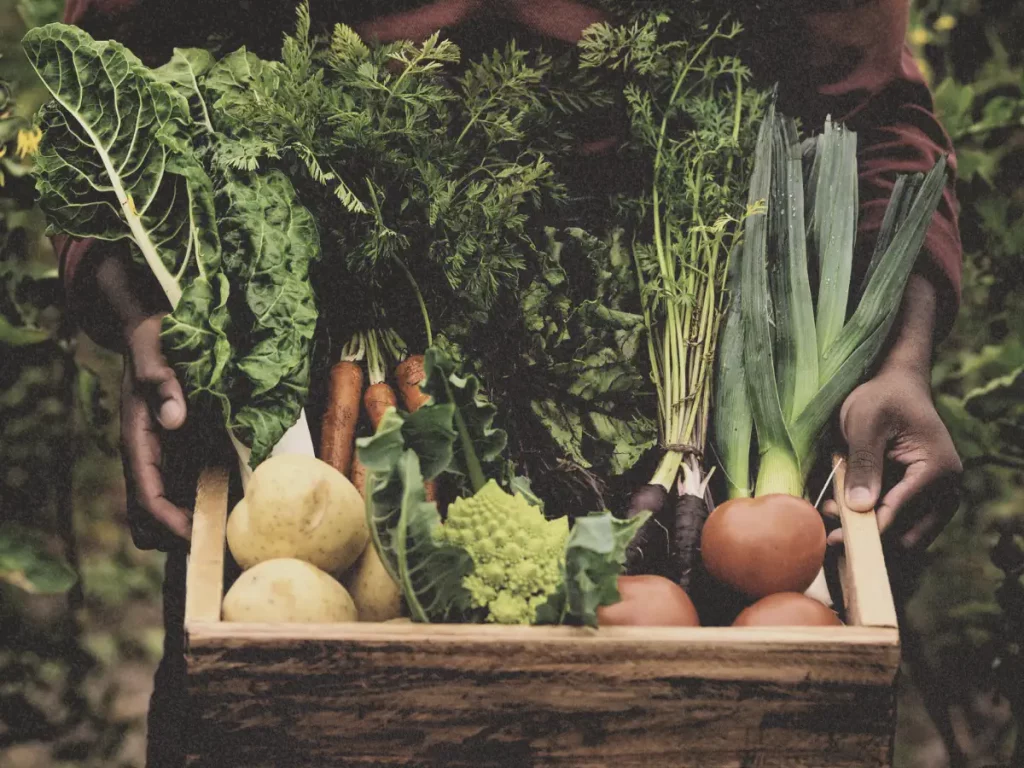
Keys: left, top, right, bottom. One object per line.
{"left": 776, "top": 0, "right": 962, "bottom": 339}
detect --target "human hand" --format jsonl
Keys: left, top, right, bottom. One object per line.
{"left": 824, "top": 366, "right": 962, "bottom": 551}
{"left": 120, "top": 314, "right": 192, "bottom": 547}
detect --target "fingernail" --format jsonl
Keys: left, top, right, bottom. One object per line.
{"left": 846, "top": 487, "right": 874, "bottom": 510}
{"left": 160, "top": 400, "right": 184, "bottom": 427}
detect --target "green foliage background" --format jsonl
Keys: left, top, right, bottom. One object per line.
{"left": 0, "top": 0, "right": 1022, "bottom": 765}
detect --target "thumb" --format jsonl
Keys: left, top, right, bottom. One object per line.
{"left": 129, "top": 315, "right": 187, "bottom": 431}
{"left": 841, "top": 403, "right": 888, "bottom": 513}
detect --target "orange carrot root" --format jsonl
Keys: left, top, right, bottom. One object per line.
{"left": 351, "top": 456, "right": 368, "bottom": 499}
{"left": 320, "top": 362, "right": 363, "bottom": 478}
{"left": 364, "top": 382, "right": 399, "bottom": 432}
{"left": 395, "top": 354, "right": 429, "bottom": 412}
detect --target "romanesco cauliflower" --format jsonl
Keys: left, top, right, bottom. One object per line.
{"left": 440, "top": 479, "right": 568, "bottom": 624}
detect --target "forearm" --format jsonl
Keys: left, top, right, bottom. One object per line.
{"left": 877, "top": 273, "right": 937, "bottom": 382}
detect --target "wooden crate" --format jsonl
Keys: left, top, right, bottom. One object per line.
{"left": 184, "top": 462, "right": 901, "bottom": 768}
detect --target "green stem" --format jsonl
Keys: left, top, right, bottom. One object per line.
{"left": 444, "top": 376, "right": 487, "bottom": 493}
{"left": 366, "top": 330, "right": 385, "bottom": 385}
{"left": 651, "top": 450, "right": 684, "bottom": 490}
{"left": 393, "top": 257, "right": 433, "bottom": 347}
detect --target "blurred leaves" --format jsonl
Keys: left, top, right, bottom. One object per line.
{"left": 903, "top": 1, "right": 1024, "bottom": 764}
{"left": 0, "top": 523, "right": 76, "bottom": 594}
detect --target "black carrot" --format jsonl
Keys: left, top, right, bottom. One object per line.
{"left": 623, "top": 484, "right": 673, "bottom": 578}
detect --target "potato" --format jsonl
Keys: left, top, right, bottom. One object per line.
{"left": 223, "top": 558, "right": 357, "bottom": 623}
{"left": 344, "top": 544, "right": 403, "bottom": 622}
{"left": 227, "top": 454, "right": 369, "bottom": 575}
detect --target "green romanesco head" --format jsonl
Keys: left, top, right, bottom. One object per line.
{"left": 442, "top": 479, "right": 568, "bottom": 624}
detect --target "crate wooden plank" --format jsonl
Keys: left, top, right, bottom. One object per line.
{"left": 184, "top": 466, "right": 230, "bottom": 626}
{"left": 185, "top": 622, "right": 898, "bottom": 767}
{"left": 832, "top": 458, "right": 899, "bottom": 629}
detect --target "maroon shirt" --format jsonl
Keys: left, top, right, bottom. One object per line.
{"left": 57, "top": 0, "right": 963, "bottom": 343}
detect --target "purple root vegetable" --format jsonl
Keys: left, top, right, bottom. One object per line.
{"left": 623, "top": 484, "right": 672, "bottom": 578}
{"left": 673, "top": 462, "right": 713, "bottom": 590}
{"left": 673, "top": 492, "right": 710, "bottom": 590}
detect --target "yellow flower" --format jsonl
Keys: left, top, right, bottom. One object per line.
{"left": 16, "top": 126, "right": 42, "bottom": 159}
{"left": 934, "top": 14, "right": 957, "bottom": 32}
{"left": 915, "top": 56, "right": 934, "bottom": 87}
{"left": 909, "top": 27, "right": 932, "bottom": 47}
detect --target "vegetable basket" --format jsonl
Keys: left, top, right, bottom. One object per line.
{"left": 183, "top": 456, "right": 901, "bottom": 768}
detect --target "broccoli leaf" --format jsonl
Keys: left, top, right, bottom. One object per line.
{"left": 359, "top": 407, "right": 473, "bottom": 622}
{"left": 535, "top": 510, "right": 650, "bottom": 628}
{"left": 420, "top": 347, "right": 507, "bottom": 492}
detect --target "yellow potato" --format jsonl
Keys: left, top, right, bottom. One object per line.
{"left": 344, "top": 544, "right": 403, "bottom": 622}
{"left": 223, "top": 558, "right": 357, "bottom": 623}
{"left": 227, "top": 454, "right": 369, "bottom": 574}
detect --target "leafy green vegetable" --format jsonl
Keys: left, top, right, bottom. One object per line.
{"left": 579, "top": 9, "right": 767, "bottom": 491}
{"left": 359, "top": 348, "right": 649, "bottom": 626}
{"left": 535, "top": 510, "right": 649, "bottom": 628}
{"left": 716, "top": 102, "right": 949, "bottom": 497}
{"left": 24, "top": 23, "right": 321, "bottom": 465}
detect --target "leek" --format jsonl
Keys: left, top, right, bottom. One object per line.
{"left": 714, "top": 99, "right": 948, "bottom": 498}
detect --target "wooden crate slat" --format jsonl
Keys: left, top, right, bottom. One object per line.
{"left": 184, "top": 466, "right": 230, "bottom": 626}
{"left": 832, "top": 458, "right": 899, "bottom": 629}
{"left": 186, "top": 625, "right": 896, "bottom": 767}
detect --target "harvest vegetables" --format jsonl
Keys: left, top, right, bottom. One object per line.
{"left": 596, "top": 575, "right": 700, "bottom": 628}
{"left": 578, "top": 12, "right": 766, "bottom": 587}
{"left": 732, "top": 593, "right": 842, "bottom": 628}
{"left": 700, "top": 495, "right": 826, "bottom": 599}
{"left": 222, "top": 558, "right": 358, "bottom": 624}
{"left": 713, "top": 102, "right": 948, "bottom": 501}
{"left": 343, "top": 545, "right": 404, "bottom": 623}
{"left": 441, "top": 480, "right": 569, "bottom": 624}
{"left": 320, "top": 358, "right": 364, "bottom": 478}
{"left": 358, "top": 348, "right": 647, "bottom": 627}
{"left": 222, "top": 454, "right": 396, "bottom": 623}
{"left": 225, "top": 454, "right": 368, "bottom": 575}
{"left": 26, "top": 2, "right": 954, "bottom": 633}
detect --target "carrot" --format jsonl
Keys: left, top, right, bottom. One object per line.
{"left": 364, "top": 382, "right": 399, "bottom": 431}
{"left": 395, "top": 354, "right": 437, "bottom": 503}
{"left": 351, "top": 456, "right": 368, "bottom": 499}
{"left": 623, "top": 484, "right": 671, "bottom": 578}
{"left": 395, "top": 354, "right": 429, "bottom": 412}
{"left": 320, "top": 361, "right": 363, "bottom": 478}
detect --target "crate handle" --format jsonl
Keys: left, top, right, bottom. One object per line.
{"left": 185, "top": 466, "right": 230, "bottom": 627}
{"left": 833, "top": 455, "right": 899, "bottom": 629}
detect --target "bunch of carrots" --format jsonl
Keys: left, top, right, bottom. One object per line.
{"left": 319, "top": 330, "right": 434, "bottom": 501}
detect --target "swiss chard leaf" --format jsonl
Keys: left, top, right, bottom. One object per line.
{"left": 27, "top": 23, "right": 324, "bottom": 466}
{"left": 217, "top": 170, "right": 320, "bottom": 461}
{"left": 24, "top": 25, "right": 216, "bottom": 302}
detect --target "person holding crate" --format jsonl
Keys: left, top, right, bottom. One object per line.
{"left": 53, "top": 1, "right": 963, "bottom": 765}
